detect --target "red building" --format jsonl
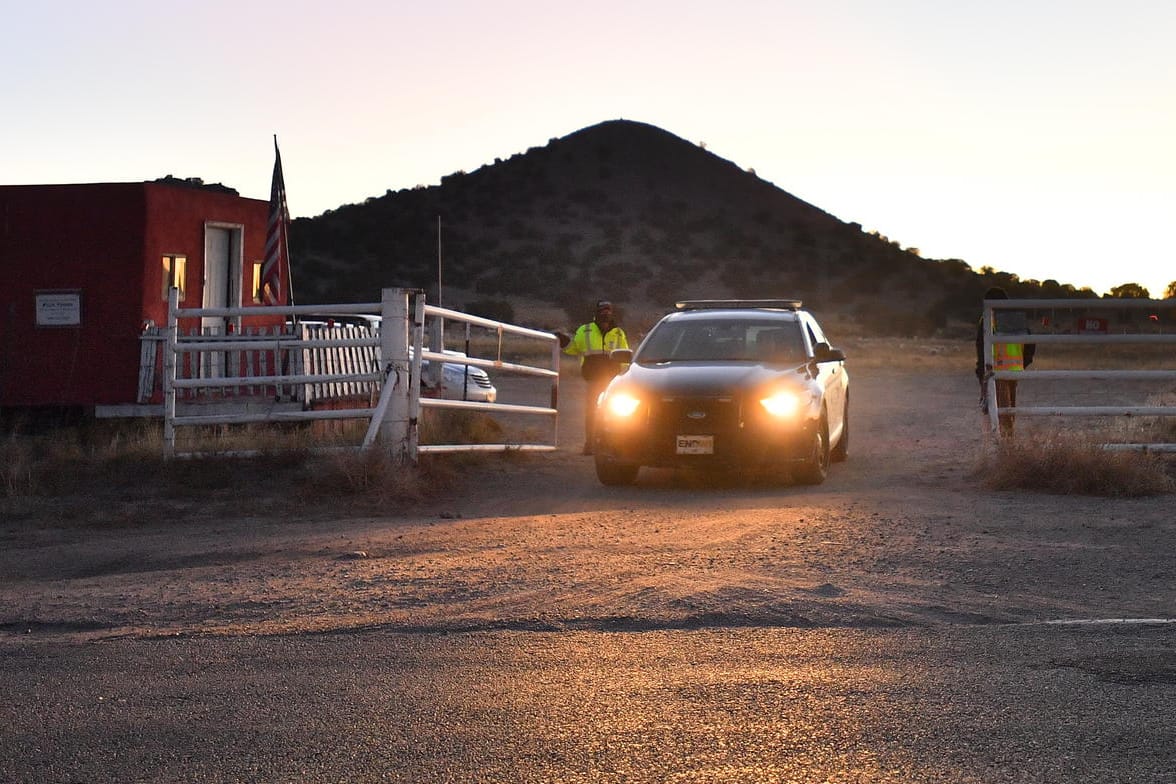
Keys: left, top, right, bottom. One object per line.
{"left": 0, "top": 179, "right": 285, "bottom": 419}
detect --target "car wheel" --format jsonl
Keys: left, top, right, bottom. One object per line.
{"left": 794, "top": 416, "right": 830, "bottom": 485}
{"left": 595, "top": 455, "right": 639, "bottom": 486}
{"left": 830, "top": 396, "right": 849, "bottom": 463}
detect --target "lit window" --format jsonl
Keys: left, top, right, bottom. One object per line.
{"left": 251, "top": 261, "right": 264, "bottom": 303}
{"left": 162, "top": 254, "right": 187, "bottom": 301}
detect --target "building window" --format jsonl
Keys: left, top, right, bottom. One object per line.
{"left": 251, "top": 261, "right": 264, "bottom": 304}
{"left": 162, "top": 254, "right": 187, "bottom": 301}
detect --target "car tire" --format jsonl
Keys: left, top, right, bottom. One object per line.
{"left": 830, "top": 396, "right": 849, "bottom": 463}
{"left": 794, "top": 416, "right": 830, "bottom": 485}
{"left": 595, "top": 456, "right": 639, "bottom": 486}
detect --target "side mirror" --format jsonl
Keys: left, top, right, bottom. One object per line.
{"left": 813, "top": 342, "right": 845, "bottom": 363}
{"left": 610, "top": 348, "right": 633, "bottom": 364}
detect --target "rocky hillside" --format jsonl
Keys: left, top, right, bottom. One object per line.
{"left": 289, "top": 119, "right": 1093, "bottom": 335}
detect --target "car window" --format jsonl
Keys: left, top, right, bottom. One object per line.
{"left": 803, "top": 316, "right": 828, "bottom": 351}
{"left": 637, "top": 318, "right": 805, "bottom": 363}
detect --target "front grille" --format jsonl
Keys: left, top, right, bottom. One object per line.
{"left": 632, "top": 396, "right": 741, "bottom": 463}
{"left": 649, "top": 396, "right": 741, "bottom": 434}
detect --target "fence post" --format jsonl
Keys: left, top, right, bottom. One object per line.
{"left": 982, "top": 303, "right": 1000, "bottom": 432}
{"left": 409, "top": 293, "right": 425, "bottom": 458}
{"left": 163, "top": 287, "right": 179, "bottom": 457}
{"left": 379, "top": 287, "right": 414, "bottom": 461}
{"left": 426, "top": 308, "right": 443, "bottom": 390}
{"left": 136, "top": 323, "right": 158, "bottom": 404}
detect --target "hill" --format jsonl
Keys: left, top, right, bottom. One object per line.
{"left": 289, "top": 119, "right": 1095, "bottom": 335}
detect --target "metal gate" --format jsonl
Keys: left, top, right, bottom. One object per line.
{"left": 983, "top": 297, "right": 1176, "bottom": 451}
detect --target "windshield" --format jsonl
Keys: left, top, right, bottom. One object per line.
{"left": 636, "top": 318, "right": 806, "bottom": 364}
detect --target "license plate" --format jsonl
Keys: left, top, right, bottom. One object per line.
{"left": 676, "top": 435, "right": 714, "bottom": 455}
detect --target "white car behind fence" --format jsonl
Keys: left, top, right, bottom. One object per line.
{"left": 420, "top": 350, "right": 497, "bottom": 403}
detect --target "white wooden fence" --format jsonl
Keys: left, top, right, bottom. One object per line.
{"left": 299, "top": 320, "right": 382, "bottom": 404}
{"left": 983, "top": 298, "right": 1176, "bottom": 451}
{"left": 140, "top": 319, "right": 385, "bottom": 407}
{"left": 159, "top": 287, "right": 560, "bottom": 459}
{"left": 138, "top": 323, "right": 312, "bottom": 404}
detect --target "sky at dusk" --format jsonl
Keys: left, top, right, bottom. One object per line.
{"left": 5, "top": 1, "right": 1174, "bottom": 298}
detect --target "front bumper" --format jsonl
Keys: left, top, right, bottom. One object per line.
{"left": 594, "top": 395, "right": 817, "bottom": 468}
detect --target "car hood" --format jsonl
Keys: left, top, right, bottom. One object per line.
{"left": 619, "top": 361, "right": 808, "bottom": 397}
{"left": 442, "top": 362, "right": 490, "bottom": 379}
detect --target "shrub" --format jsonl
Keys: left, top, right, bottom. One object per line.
{"left": 420, "top": 409, "right": 504, "bottom": 445}
{"left": 978, "top": 431, "right": 1175, "bottom": 497}
{"left": 301, "top": 448, "right": 444, "bottom": 505}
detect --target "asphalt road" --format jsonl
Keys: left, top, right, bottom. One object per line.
{"left": 4, "top": 624, "right": 1175, "bottom": 783}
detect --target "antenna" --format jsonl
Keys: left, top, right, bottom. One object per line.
{"left": 436, "top": 215, "right": 442, "bottom": 308}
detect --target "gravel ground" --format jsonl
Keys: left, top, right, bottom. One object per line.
{"left": 3, "top": 339, "right": 1174, "bottom": 644}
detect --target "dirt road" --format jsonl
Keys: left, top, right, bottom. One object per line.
{"left": 2, "top": 340, "right": 1174, "bottom": 643}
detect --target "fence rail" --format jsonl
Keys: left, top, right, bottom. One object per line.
{"left": 407, "top": 297, "right": 560, "bottom": 456}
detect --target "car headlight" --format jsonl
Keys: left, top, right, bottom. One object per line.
{"left": 759, "top": 390, "right": 802, "bottom": 417}
{"left": 604, "top": 392, "right": 641, "bottom": 417}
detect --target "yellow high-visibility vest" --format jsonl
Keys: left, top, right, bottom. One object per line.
{"left": 566, "top": 322, "right": 628, "bottom": 362}
{"left": 993, "top": 341, "right": 1024, "bottom": 372}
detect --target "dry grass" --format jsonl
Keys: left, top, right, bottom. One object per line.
{"left": 978, "top": 430, "right": 1175, "bottom": 497}
{"left": 838, "top": 337, "right": 969, "bottom": 371}
{"left": 300, "top": 449, "right": 459, "bottom": 506}
{"left": 419, "top": 409, "right": 505, "bottom": 445}
{"left": 0, "top": 415, "right": 507, "bottom": 527}
{"left": 1031, "top": 342, "right": 1175, "bottom": 371}
{"left": 1144, "top": 391, "right": 1176, "bottom": 443}
{"left": 1, "top": 434, "right": 37, "bottom": 497}
{"left": 1, "top": 422, "right": 165, "bottom": 498}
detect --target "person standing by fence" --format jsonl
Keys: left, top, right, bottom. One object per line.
{"left": 976, "top": 286, "right": 1036, "bottom": 437}
{"left": 558, "top": 300, "right": 629, "bottom": 454}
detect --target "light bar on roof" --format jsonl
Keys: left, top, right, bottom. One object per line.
{"left": 675, "top": 299, "right": 802, "bottom": 311}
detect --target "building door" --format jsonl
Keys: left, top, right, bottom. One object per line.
{"left": 202, "top": 225, "right": 242, "bottom": 377}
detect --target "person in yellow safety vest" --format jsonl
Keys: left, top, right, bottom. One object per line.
{"left": 974, "top": 286, "right": 1036, "bottom": 437}
{"left": 557, "top": 300, "right": 629, "bottom": 454}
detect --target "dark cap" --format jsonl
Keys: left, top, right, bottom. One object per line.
{"left": 595, "top": 300, "right": 613, "bottom": 311}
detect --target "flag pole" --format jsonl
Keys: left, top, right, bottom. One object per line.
{"left": 282, "top": 200, "right": 295, "bottom": 309}
{"left": 276, "top": 135, "right": 295, "bottom": 310}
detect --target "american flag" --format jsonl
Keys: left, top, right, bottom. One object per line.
{"left": 260, "top": 136, "right": 289, "bottom": 305}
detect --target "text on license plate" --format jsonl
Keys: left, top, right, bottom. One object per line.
{"left": 676, "top": 435, "right": 714, "bottom": 455}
